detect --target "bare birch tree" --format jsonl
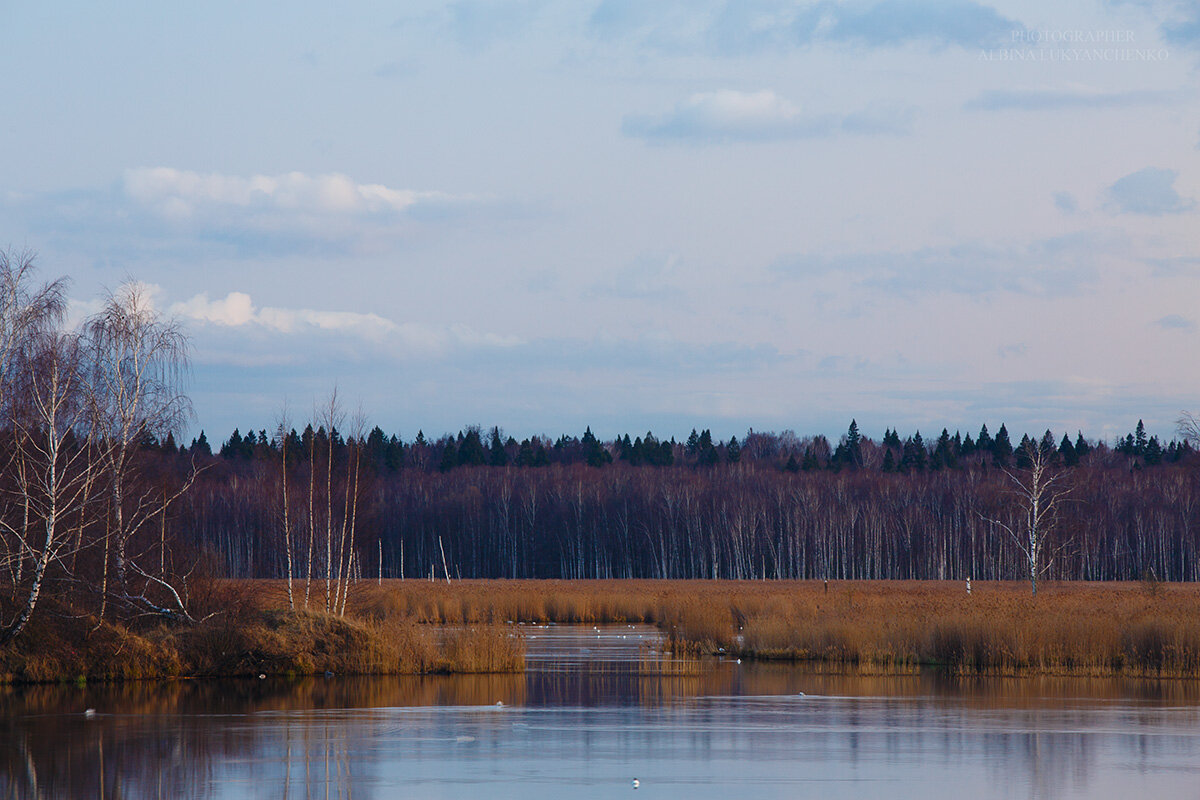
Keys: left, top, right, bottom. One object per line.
{"left": 0, "top": 252, "right": 67, "bottom": 587}
{"left": 319, "top": 391, "right": 343, "bottom": 613}
{"left": 85, "top": 283, "right": 199, "bottom": 621}
{"left": 275, "top": 406, "right": 296, "bottom": 611}
{"left": 334, "top": 408, "right": 366, "bottom": 616}
{"left": 0, "top": 331, "right": 96, "bottom": 642}
{"left": 303, "top": 420, "right": 317, "bottom": 609}
{"left": 981, "top": 439, "right": 1073, "bottom": 595}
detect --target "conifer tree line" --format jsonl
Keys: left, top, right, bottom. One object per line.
{"left": 177, "top": 413, "right": 1200, "bottom": 584}
{"left": 188, "top": 418, "right": 1192, "bottom": 475}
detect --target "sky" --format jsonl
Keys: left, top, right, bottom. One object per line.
{"left": 3, "top": 0, "right": 1200, "bottom": 444}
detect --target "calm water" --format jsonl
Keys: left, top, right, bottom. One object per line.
{"left": 4, "top": 624, "right": 1200, "bottom": 799}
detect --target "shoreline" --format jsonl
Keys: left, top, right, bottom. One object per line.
{"left": 5, "top": 579, "right": 1200, "bottom": 683}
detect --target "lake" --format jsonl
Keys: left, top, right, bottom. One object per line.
{"left": 4, "top": 624, "right": 1200, "bottom": 798}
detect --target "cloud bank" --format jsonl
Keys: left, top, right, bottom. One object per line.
{"left": 5, "top": 168, "right": 479, "bottom": 260}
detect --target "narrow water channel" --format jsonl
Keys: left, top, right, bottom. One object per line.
{"left": 3, "top": 624, "right": 1200, "bottom": 798}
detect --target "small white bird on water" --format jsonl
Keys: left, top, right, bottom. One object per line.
{"left": 84, "top": 709, "right": 96, "bottom": 718}
{"left": 631, "top": 778, "right": 640, "bottom": 789}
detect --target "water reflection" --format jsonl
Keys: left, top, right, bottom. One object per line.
{"left": 3, "top": 625, "right": 1200, "bottom": 799}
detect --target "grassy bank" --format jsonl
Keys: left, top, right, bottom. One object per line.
{"left": 6, "top": 579, "right": 1200, "bottom": 682}
{"left": 346, "top": 578, "right": 1200, "bottom": 677}
{"left": 0, "top": 587, "right": 523, "bottom": 684}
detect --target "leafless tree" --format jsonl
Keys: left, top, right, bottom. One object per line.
{"left": 85, "top": 282, "right": 199, "bottom": 621}
{"left": 318, "top": 390, "right": 343, "bottom": 613}
{"left": 1177, "top": 411, "right": 1200, "bottom": 448}
{"left": 275, "top": 404, "right": 295, "bottom": 610}
{"left": 981, "top": 439, "right": 1073, "bottom": 595}
{"left": 0, "top": 331, "right": 97, "bottom": 643}
{"left": 0, "top": 252, "right": 68, "bottom": 586}
{"left": 304, "top": 417, "right": 316, "bottom": 609}
{"left": 0, "top": 257, "right": 212, "bottom": 640}
{"left": 334, "top": 407, "right": 367, "bottom": 616}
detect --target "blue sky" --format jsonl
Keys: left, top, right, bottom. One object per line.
{"left": 4, "top": 0, "right": 1199, "bottom": 443}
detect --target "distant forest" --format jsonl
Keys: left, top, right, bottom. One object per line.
{"left": 163, "top": 416, "right": 1200, "bottom": 584}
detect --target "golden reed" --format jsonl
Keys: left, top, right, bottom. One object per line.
{"left": 341, "top": 578, "right": 1200, "bottom": 677}
{"left": 6, "top": 579, "right": 1200, "bottom": 682}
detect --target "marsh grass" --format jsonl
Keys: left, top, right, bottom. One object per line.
{"left": 8, "top": 579, "right": 1200, "bottom": 682}
{"left": 344, "top": 579, "right": 1200, "bottom": 677}
{"left": 708, "top": 581, "right": 1200, "bottom": 676}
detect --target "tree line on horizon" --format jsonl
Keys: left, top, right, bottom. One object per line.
{"left": 164, "top": 407, "right": 1200, "bottom": 587}
{"left": 177, "top": 417, "right": 1191, "bottom": 475}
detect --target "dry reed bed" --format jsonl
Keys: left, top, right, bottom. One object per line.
{"left": 332, "top": 579, "right": 1200, "bottom": 677}
{"left": 727, "top": 582, "right": 1200, "bottom": 676}
{"left": 0, "top": 588, "right": 524, "bottom": 683}
{"left": 13, "top": 579, "right": 1198, "bottom": 682}
{"left": 164, "top": 609, "right": 525, "bottom": 678}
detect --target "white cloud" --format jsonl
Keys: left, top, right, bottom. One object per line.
{"left": 22, "top": 167, "right": 487, "bottom": 258}
{"left": 688, "top": 88, "right": 799, "bottom": 123}
{"left": 65, "top": 297, "right": 104, "bottom": 330}
{"left": 171, "top": 291, "right": 397, "bottom": 338}
{"left": 169, "top": 291, "right": 522, "bottom": 358}
{"left": 172, "top": 291, "right": 258, "bottom": 327}
{"left": 6, "top": 167, "right": 495, "bottom": 262}
{"left": 624, "top": 89, "right": 807, "bottom": 142}
{"left": 124, "top": 167, "right": 449, "bottom": 220}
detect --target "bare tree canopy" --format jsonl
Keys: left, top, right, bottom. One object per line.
{"left": 0, "top": 255, "right": 204, "bottom": 641}
{"left": 85, "top": 282, "right": 192, "bottom": 444}
{"left": 1178, "top": 411, "right": 1200, "bottom": 448}
{"left": 0, "top": 250, "right": 67, "bottom": 405}
{"left": 85, "top": 281, "right": 199, "bottom": 620}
